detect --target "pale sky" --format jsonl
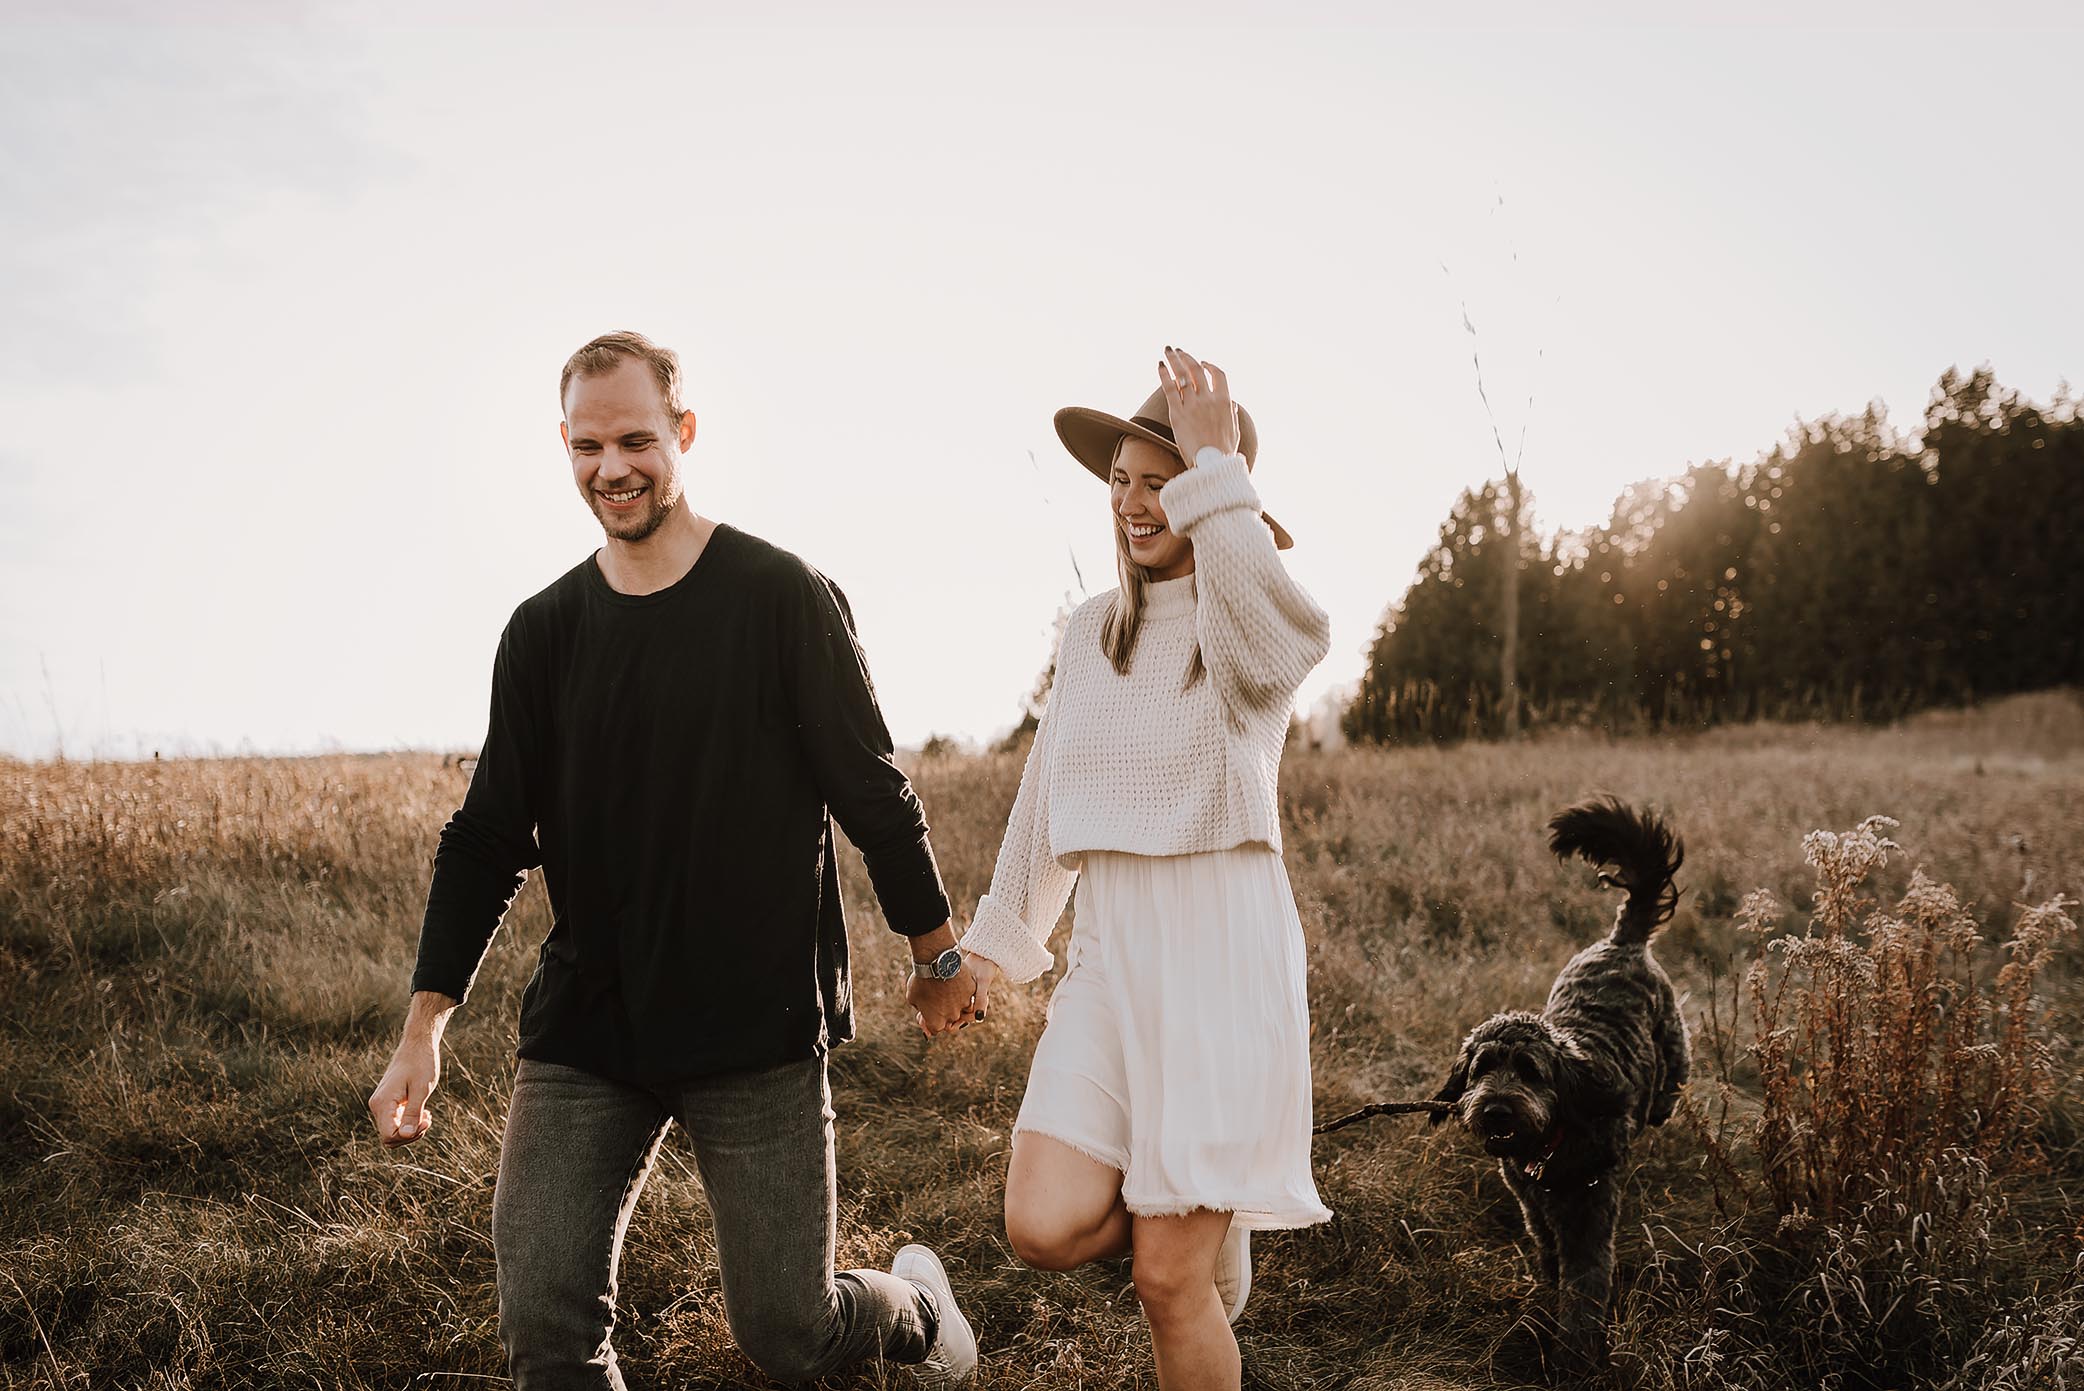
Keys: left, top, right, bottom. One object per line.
{"left": 2, "top": 1, "right": 2077, "bottom": 759}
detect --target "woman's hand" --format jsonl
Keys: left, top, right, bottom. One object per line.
{"left": 964, "top": 952, "right": 999, "bottom": 1027}
{"left": 1159, "top": 346, "right": 1240, "bottom": 463}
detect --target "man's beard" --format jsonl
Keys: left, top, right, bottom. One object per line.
{"left": 593, "top": 482, "right": 676, "bottom": 542}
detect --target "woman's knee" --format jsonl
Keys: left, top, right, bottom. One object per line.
{"left": 1003, "top": 1134, "right": 1125, "bottom": 1270}
{"left": 1005, "top": 1206, "right": 1092, "bottom": 1271}
{"left": 1131, "top": 1254, "right": 1213, "bottom": 1324}
{"left": 1130, "top": 1214, "right": 1230, "bottom": 1326}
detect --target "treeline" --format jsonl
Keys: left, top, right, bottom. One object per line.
{"left": 1344, "top": 368, "right": 2083, "bottom": 744}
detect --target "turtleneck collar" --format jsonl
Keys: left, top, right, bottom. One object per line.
{"left": 1143, "top": 573, "right": 1196, "bottom": 620}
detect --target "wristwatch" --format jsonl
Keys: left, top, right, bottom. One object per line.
{"left": 911, "top": 946, "right": 965, "bottom": 981}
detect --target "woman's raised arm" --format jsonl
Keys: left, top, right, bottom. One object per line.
{"left": 1158, "top": 349, "right": 1331, "bottom": 713}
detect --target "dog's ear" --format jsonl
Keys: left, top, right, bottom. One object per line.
{"left": 1429, "top": 1042, "right": 1472, "bottom": 1127}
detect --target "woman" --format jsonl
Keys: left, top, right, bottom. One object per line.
{"left": 951, "top": 347, "right": 1331, "bottom": 1391}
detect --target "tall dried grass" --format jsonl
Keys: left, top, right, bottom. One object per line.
{"left": 1640, "top": 810, "right": 2081, "bottom": 1389}
{"left": 2, "top": 691, "right": 2080, "bottom": 1389}
{"left": 1738, "top": 818, "right": 2074, "bottom": 1223}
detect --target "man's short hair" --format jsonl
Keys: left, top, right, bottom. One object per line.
{"left": 559, "top": 331, "right": 686, "bottom": 424}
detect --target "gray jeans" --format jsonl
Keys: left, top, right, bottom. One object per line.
{"left": 492, "top": 1054, "right": 935, "bottom": 1388}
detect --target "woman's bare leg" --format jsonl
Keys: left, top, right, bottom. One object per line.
{"left": 1003, "top": 1132, "right": 1132, "bottom": 1270}
{"left": 1132, "top": 1209, "right": 1238, "bottom": 1391}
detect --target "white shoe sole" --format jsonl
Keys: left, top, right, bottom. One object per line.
{"left": 892, "top": 1243, "right": 977, "bottom": 1387}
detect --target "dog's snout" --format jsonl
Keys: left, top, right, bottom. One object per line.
{"left": 1479, "top": 1101, "right": 1515, "bottom": 1130}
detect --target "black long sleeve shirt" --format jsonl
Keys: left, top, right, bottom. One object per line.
{"left": 409, "top": 524, "right": 951, "bottom": 1087}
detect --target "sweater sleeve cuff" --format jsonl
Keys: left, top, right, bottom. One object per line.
{"left": 960, "top": 893, "right": 1057, "bottom": 984}
{"left": 1162, "top": 451, "right": 1262, "bottom": 535}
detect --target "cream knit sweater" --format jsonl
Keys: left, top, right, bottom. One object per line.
{"left": 960, "top": 449, "right": 1331, "bottom": 984}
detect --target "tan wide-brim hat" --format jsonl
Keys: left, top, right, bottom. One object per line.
{"left": 1053, "top": 386, "right": 1294, "bottom": 550}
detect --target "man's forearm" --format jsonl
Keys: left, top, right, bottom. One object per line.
{"left": 908, "top": 921, "right": 957, "bottom": 962}
{"left": 402, "top": 989, "right": 459, "bottom": 1045}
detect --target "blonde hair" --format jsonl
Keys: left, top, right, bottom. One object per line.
{"left": 559, "top": 331, "right": 686, "bottom": 426}
{"left": 1098, "top": 437, "right": 1206, "bottom": 689}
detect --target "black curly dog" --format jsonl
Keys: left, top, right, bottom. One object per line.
{"left": 1430, "top": 796, "right": 1690, "bottom": 1360}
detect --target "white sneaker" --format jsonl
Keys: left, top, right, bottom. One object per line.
{"left": 1215, "top": 1222, "right": 1251, "bottom": 1324}
{"left": 892, "top": 1243, "right": 977, "bottom": 1387}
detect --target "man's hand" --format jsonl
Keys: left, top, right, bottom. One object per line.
{"left": 906, "top": 921, "right": 984, "bottom": 1038}
{"left": 368, "top": 991, "right": 456, "bottom": 1147}
{"left": 912, "top": 951, "right": 1002, "bottom": 1039}
{"left": 909, "top": 964, "right": 978, "bottom": 1039}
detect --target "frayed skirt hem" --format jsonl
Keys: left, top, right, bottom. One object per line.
{"left": 1121, "top": 1192, "right": 1334, "bottom": 1232}
{"left": 1011, "top": 1124, "right": 1332, "bottom": 1231}
{"left": 1011, "top": 1122, "right": 1130, "bottom": 1176}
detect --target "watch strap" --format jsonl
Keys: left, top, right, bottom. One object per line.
{"left": 911, "top": 945, "right": 964, "bottom": 981}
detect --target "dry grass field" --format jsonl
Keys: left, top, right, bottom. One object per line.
{"left": 3, "top": 692, "right": 2081, "bottom": 1390}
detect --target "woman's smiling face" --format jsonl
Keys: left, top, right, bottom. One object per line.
{"left": 1110, "top": 435, "right": 1193, "bottom": 580}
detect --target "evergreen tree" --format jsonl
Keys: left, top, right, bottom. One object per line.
{"left": 1346, "top": 371, "right": 2082, "bottom": 743}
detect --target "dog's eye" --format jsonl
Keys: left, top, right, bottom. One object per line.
{"left": 1470, "top": 1053, "right": 1498, "bottom": 1077}
{"left": 1514, "top": 1054, "right": 1548, "bottom": 1082}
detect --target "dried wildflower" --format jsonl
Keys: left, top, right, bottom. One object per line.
{"left": 1742, "top": 816, "right": 2073, "bottom": 1228}
{"left": 1776, "top": 1206, "right": 1819, "bottom": 1239}
{"left": 1735, "top": 887, "right": 1782, "bottom": 936}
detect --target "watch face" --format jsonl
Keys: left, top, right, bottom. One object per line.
{"left": 933, "top": 947, "right": 964, "bottom": 980}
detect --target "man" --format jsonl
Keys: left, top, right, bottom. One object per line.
{"left": 366, "top": 331, "right": 981, "bottom": 1390}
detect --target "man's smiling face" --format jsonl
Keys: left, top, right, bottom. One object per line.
{"left": 561, "top": 357, "right": 693, "bottom": 543}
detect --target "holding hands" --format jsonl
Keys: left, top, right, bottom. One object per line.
{"left": 908, "top": 936, "right": 998, "bottom": 1039}
{"left": 908, "top": 961, "right": 977, "bottom": 1038}
{"left": 1158, "top": 346, "right": 1240, "bottom": 463}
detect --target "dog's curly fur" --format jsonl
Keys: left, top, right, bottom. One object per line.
{"left": 1430, "top": 795, "right": 1691, "bottom": 1359}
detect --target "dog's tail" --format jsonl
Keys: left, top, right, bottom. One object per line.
{"left": 1548, "top": 795, "right": 1684, "bottom": 945}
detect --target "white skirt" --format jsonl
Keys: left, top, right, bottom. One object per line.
{"left": 1013, "top": 845, "right": 1332, "bottom": 1231}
